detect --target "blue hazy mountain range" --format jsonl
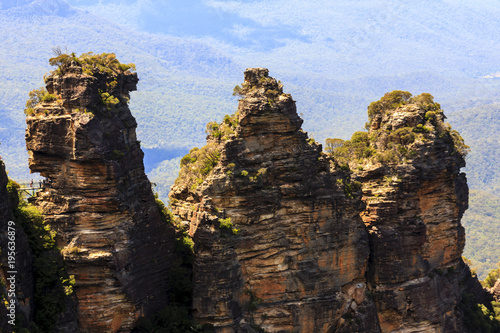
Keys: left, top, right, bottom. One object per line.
{"left": 64, "top": 0, "right": 500, "bottom": 78}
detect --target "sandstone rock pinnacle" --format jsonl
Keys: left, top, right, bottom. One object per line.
{"left": 170, "top": 68, "right": 380, "bottom": 332}
{"left": 25, "top": 53, "right": 176, "bottom": 332}
{"left": 170, "top": 72, "right": 483, "bottom": 333}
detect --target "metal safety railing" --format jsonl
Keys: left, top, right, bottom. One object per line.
{"left": 17, "top": 180, "right": 52, "bottom": 197}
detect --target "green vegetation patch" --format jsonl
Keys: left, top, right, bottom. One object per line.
{"left": 367, "top": 90, "right": 412, "bottom": 124}
{"left": 462, "top": 191, "right": 500, "bottom": 279}
{"left": 25, "top": 51, "right": 136, "bottom": 118}
{"left": 327, "top": 92, "right": 469, "bottom": 168}
{"left": 7, "top": 179, "right": 72, "bottom": 332}
{"left": 459, "top": 292, "right": 500, "bottom": 332}
{"left": 175, "top": 112, "right": 239, "bottom": 191}
{"left": 483, "top": 268, "right": 499, "bottom": 289}
{"left": 24, "top": 87, "right": 59, "bottom": 115}
{"left": 176, "top": 144, "right": 220, "bottom": 191}
{"left": 218, "top": 217, "right": 239, "bottom": 235}
{"left": 329, "top": 130, "right": 377, "bottom": 166}
{"left": 205, "top": 112, "right": 238, "bottom": 141}
{"left": 100, "top": 90, "right": 120, "bottom": 110}
{"left": 49, "top": 49, "right": 135, "bottom": 77}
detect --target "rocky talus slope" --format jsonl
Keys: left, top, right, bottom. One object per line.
{"left": 170, "top": 71, "right": 488, "bottom": 332}
{"left": 25, "top": 58, "right": 176, "bottom": 332}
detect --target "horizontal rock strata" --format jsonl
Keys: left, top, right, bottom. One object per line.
{"left": 170, "top": 68, "right": 381, "bottom": 332}
{"left": 25, "top": 57, "right": 176, "bottom": 332}
{"left": 170, "top": 72, "right": 482, "bottom": 333}
{"left": 350, "top": 92, "right": 469, "bottom": 332}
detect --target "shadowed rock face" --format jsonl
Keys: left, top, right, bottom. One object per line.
{"left": 25, "top": 62, "right": 176, "bottom": 332}
{"left": 170, "top": 68, "right": 380, "bottom": 332}
{"left": 0, "top": 163, "right": 34, "bottom": 333}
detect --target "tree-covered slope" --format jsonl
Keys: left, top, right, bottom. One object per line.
{"left": 447, "top": 104, "right": 500, "bottom": 279}
{"left": 2, "top": 0, "right": 500, "bottom": 182}
{"left": 66, "top": 0, "right": 500, "bottom": 79}
{"left": 0, "top": 2, "right": 240, "bottom": 179}
{"left": 462, "top": 190, "right": 500, "bottom": 279}
{"left": 448, "top": 104, "right": 500, "bottom": 195}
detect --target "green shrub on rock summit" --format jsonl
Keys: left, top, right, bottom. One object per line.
{"left": 328, "top": 91, "right": 469, "bottom": 168}
{"left": 48, "top": 48, "right": 135, "bottom": 77}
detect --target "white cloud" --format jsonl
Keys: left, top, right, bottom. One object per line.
{"left": 229, "top": 24, "right": 255, "bottom": 39}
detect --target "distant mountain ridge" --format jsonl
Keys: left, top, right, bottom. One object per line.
{"left": 0, "top": 1, "right": 240, "bottom": 178}
{"left": 65, "top": 0, "right": 500, "bottom": 79}
{"left": 2, "top": 0, "right": 500, "bottom": 178}
{"left": 0, "top": 0, "right": 73, "bottom": 15}
{"left": 0, "top": 0, "right": 32, "bottom": 10}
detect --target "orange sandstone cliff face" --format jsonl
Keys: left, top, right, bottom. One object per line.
{"left": 25, "top": 58, "right": 176, "bottom": 332}
{"left": 20, "top": 61, "right": 487, "bottom": 332}
{"left": 169, "top": 68, "right": 380, "bottom": 332}
{"left": 344, "top": 92, "right": 470, "bottom": 332}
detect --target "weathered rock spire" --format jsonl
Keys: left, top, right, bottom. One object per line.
{"left": 170, "top": 68, "right": 379, "bottom": 332}
{"left": 170, "top": 71, "right": 482, "bottom": 332}
{"left": 25, "top": 53, "right": 176, "bottom": 332}
{"left": 354, "top": 91, "right": 469, "bottom": 331}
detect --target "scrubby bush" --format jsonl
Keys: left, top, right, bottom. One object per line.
{"left": 449, "top": 129, "right": 470, "bottom": 158}
{"left": 112, "top": 149, "right": 125, "bottom": 160}
{"left": 459, "top": 292, "right": 500, "bottom": 332}
{"left": 367, "top": 90, "right": 412, "bottom": 124}
{"left": 483, "top": 267, "right": 499, "bottom": 289}
{"left": 307, "top": 137, "right": 316, "bottom": 145}
{"left": 351, "top": 131, "right": 369, "bottom": 144}
{"left": 176, "top": 143, "right": 221, "bottom": 190}
{"left": 390, "top": 127, "right": 416, "bottom": 147}
{"left": 331, "top": 131, "right": 372, "bottom": 166}
{"left": 177, "top": 131, "right": 237, "bottom": 182}
{"left": 49, "top": 50, "right": 136, "bottom": 77}
{"left": 218, "top": 217, "right": 239, "bottom": 235}
{"left": 155, "top": 196, "right": 174, "bottom": 225}
{"left": 100, "top": 91, "right": 120, "bottom": 110}
{"left": 325, "top": 138, "right": 345, "bottom": 153}
{"left": 24, "top": 87, "right": 58, "bottom": 115}
{"left": 206, "top": 112, "right": 239, "bottom": 141}
{"left": 413, "top": 124, "right": 431, "bottom": 133}
{"left": 233, "top": 85, "right": 244, "bottom": 96}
